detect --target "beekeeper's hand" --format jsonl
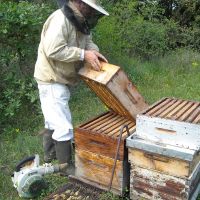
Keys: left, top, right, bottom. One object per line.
{"left": 84, "top": 50, "right": 101, "bottom": 71}
{"left": 91, "top": 50, "right": 108, "bottom": 63}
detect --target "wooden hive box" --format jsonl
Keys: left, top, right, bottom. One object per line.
{"left": 78, "top": 62, "right": 148, "bottom": 120}
{"left": 129, "top": 162, "right": 200, "bottom": 200}
{"left": 136, "top": 97, "right": 200, "bottom": 150}
{"left": 127, "top": 135, "right": 200, "bottom": 178}
{"left": 75, "top": 111, "right": 136, "bottom": 194}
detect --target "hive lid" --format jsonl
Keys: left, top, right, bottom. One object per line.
{"left": 78, "top": 62, "right": 148, "bottom": 120}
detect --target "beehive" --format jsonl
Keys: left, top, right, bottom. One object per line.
{"left": 75, "top": 111, "right": 136, "bottom": 194}
{"left": 76, "top": 62, "right": 148, "bottom": 195}
{"left": 127, "top": 97, "right": 200, "bottom": 200}
{"left": 78, "top": 62, "right": 148, "bottom": 120}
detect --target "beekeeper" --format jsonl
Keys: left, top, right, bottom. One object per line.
{"left": 34, "top": 0, "right": 109, "bottom": 172}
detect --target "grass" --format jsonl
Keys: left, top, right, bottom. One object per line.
{"left": 113, "top": 48, "right": 200, "bottom": 104}
{"left": 0, "top": 49, "right": 200, "bottom": 199}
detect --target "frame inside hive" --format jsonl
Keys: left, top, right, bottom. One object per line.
{"left": 78, "top": 62, "right": 148, "bottom": 120}
{"left": 82, "top": 78, "right": 130, "bottom": 117}
{"left": 143, "top": 97, "right": 200, "bottom": 124}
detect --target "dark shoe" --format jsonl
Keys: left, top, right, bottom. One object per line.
{"left": 58, "top": 163, "right": 75, "bottom": 176}
{"left": 55, "top": 140, "right": 73, "bottom": 176}
{"left": 55, "top": 140, "right": 72, "bottom": 164}
{"left": 42, "top": 129, "right": 56, "bottom": 163}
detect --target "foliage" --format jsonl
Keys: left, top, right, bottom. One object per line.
{"left": 1, "top": 49, "right": 200, "bottom": 199}
{"left": 100, "top": 192, "right": 121, "bottom": 200}
{"left": 0, "top": 0, "right": 199, "bottom": 199}
{"left": 94, "top": 16, "right": 122, "bottom": 58}
{"left": 0, "top": 0, "right": 57, "bottom": 4}
{"left": 120, "top": 19, "right": 168, "bottom": 58}
{"left": 102, "top": 0, "right": 200, "bottom": 27}
{"left": 95, "top": 0, "right": 200, "bottom": 59}
{"left": 95, "top": 7, "right": 170, "bottom": 59}
{"left": 0, "top": 1, "right": 53, "bottom": 74}
{"left": 158, "top": 0, "right": 200, "bottom": 27}
{"left": 0, "top": 74, "right": 40, "bottom": 132}
{"left": 0, "top": 1, "right": 54, "bottom": 133}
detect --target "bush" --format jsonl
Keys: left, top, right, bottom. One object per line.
{"left": 0, "top": 1, "right": 54, "bottom": 133}
{"left": 95, "top": 1, "right": 169, "bottom": 59}
{"left": 0, "top": 1, "right": 53, "bottom": 75}
{"left": 95, "top": 15, "right": 170, "bottom": 59}
{"left": 94, "top": 0, "right": 200, "bottom": 59}
{"left": 122, "top": 20, "right": 168, "bottom": 59}
{"left": 94, "top": 16, "right": 122, "bottom": 58}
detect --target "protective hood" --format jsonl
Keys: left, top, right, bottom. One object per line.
{"left": 81, "top": 0, "right": 109, "bottom": 16}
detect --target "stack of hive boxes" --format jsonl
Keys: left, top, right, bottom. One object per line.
{"left": 75, "top": 62, "right": 148, "bottom": 194}
{"left": 126, "top": 97, "right": 200, "bottom": 200}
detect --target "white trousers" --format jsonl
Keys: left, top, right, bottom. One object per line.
{"left": 38, "top": 83, "right": 73, "bottom": 141}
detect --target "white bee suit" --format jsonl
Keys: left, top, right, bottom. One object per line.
{"left": 38, "top": 83, "right": 73, "bottom": 141}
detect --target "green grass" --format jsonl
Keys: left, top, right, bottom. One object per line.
{"left": 113, "top": 48, "right": 200, "bottom": 104}
{"left": 0, "top": 49, "right": 200, "bottom": 199}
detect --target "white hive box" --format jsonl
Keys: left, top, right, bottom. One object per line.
{"left": 136, "top": 97, "right": 200, "bottom": 150}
